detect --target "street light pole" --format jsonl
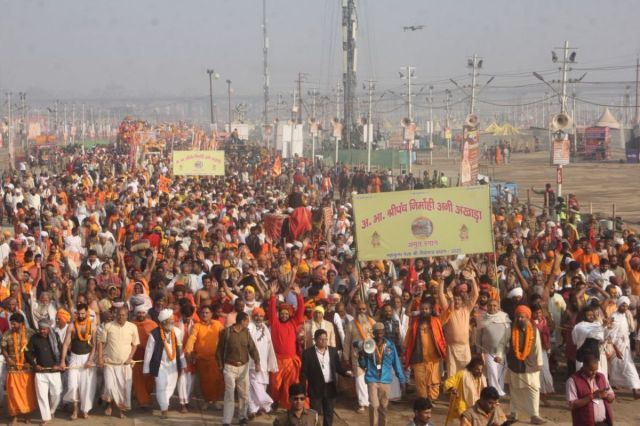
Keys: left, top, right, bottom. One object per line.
{"left": 206, "top": 69, "right": 216, "bottom": 129}
{"left": 226, "top": 80, "right": 232, "bottom": 133}
{"left": 429, "top": 85, "right": 434, "bottom": 165}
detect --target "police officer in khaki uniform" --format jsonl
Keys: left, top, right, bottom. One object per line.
{"left": 273, "top": 383, "right": 319, "bottom": 426}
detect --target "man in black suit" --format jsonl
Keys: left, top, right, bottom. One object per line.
{"left": 300, "top": 329, "right": 352, "bottom": 426}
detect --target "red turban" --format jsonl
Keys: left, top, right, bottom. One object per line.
{"left": 252, "top": 307, "right": 266, "bottom": 317}
{"left": 278, "top": 304, "right": 294, "bottom": 316}
{"left": 514, "top": 305, "right": 532, "bottom": 320}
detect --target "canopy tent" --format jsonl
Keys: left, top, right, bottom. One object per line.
{"left": 594, "top": 108, "right": 620, "bottom": 129}
{"left": 494, "top": 123, "right": 520, "bottom": 136}
{"left": 484, "top": 122, "right": 502, "bottom": 134}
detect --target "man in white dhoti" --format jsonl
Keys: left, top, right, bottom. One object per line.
{"left": 143, "top": 308, "right": 188, "bottom": 418}
{"left": 476, "top": 299, "right": 511, "bottom": 396}
{"left": 26, "top": 319, "right": 63, "bottom": 426}
{"left": 572, "top": 305, "right": 607, "bottom": 375}
{"left": 607, "top": 296, "right": 640, "bottom": 399}
{"left": 247, "top": 307, "right": 278, "bottom": 418}
{"left": 59, "top": 304, "right": 97, "bottom": 420}
{"left": 98, "top": 306, "right": 139, "bottom": 418}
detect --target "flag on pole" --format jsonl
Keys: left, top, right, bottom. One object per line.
{"left": 272, "top": 156, "right": 282, "bottom": 176}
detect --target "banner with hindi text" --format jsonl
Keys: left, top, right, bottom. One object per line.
{"left": 353, "top": 186, "right": 492, "bottom": 261}
{"left": 172, "top": 150, "right": 225, "bottom": 176}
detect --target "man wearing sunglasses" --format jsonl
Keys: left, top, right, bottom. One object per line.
{"left": 273, "top": 383, "right": 319, "bottom": 426}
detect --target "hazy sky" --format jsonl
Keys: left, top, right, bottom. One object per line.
{"left": 1, "top": 0, "right": 639, "bottom": 102}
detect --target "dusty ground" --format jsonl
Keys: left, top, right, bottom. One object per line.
{"left": 408, "top": 147, "right": 640, "bottom": 226}
{"left": 0, "top": 385, "right": 637, "bottom": 425}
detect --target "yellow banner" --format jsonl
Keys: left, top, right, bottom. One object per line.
{"left": 172, "top": 150, "right": 225, "bottom": 176}
{"left": 353, "top": 186, "right": 493, "bottom": 261}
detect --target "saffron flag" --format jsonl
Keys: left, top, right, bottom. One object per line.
{"left": 272, "top": 156, "right": 282, "bottom": 177}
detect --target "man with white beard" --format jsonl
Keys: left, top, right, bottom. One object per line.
{"left": 476, "top": 298, "right": 511, "bottom": 396}
{"left": 247, "top": 307, "right": 278, "bottom": 418}
{"left": 143, "top": 308, "right": 187, "bottom": 418}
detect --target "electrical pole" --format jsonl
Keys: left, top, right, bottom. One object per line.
{"left": 429, "top": 85, "right": 434, "bottom": 165}
{"left": 226, "top": 80, "right": 232, "bottom": 132}
{"left": 63, "top": 103, "right": 68, "bottom": 143}
{"left": 560, "top": 41, "right": 569, "bottom": 115}
{"left": 400, "top": 66, "right": 415, "bottom": 121}
{"left": 365, "top": 80, "right": 375, "bottom": 172}
{"left": 296, "top": 72, "right": 306, "bottom": 124}
{"left": 310, "top": 88, "right": 317, "bottom": 163}
{"left": 7, "top": 93, "right": 14, "bottom": 169}
{"left": 81, "top": 103, "right": 86, "bottom": 140}
{"left": 400, "top": 66, "right": 415, "bottom": 172}
{"left": 469, "top": 54, "right": 480, "bottom": 114}
{"left": 635, "top": 56, "right": 639, "bottom": 125}
{"left": 206, "top": 69, "right": 216, "bottom": 129}
{"left": 335, "top": 83, "right": 342, "bottom": 164}
{"left": 342, "top": 0, "right": 357, "bottom": 163}
{"left": 262, "top": 0, "right": 269, "bottom": 133}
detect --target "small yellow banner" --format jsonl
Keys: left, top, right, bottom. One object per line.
{"left": 172, "top": 150, "right": 225, "bottom": 176}
{"left": 353, "top": 186, "right": 493, "bottom": 261}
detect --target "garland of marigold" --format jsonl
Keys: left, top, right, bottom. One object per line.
{"left": 160, "top": 328, "right": 177, "bottom": 362}
{"left": 512, "top": 323, "right": 534, "bottom": 361}
{"left": 355, "top": 317, "right": 376, "bottom": 340}
{"left": 12, "top": 326, "right": 27, "bottom": 370}
{"left": 74, "top": 318, "right": 92, "bottom": 343}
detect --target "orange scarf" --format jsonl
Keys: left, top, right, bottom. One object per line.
{"left": 160, "top": 328, "right": 177, "bottom": 362}
{"left": 355, "top": 317, "right": 376, "bottom": 340}
{"left": 12, "top": 326, "right": 27, "bottom": 370}
{"left": 512, "top": 323, "right": 534, "bottom": 361}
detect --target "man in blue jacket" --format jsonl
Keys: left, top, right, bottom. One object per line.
{"left": 358, "top": 322, "right": 407, "bottom": 426}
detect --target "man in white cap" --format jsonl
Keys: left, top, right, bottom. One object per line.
{"left": 59, "top": 303, "right": 97, "bottom": 420}
{"left": 302, "top": 305, "right": 336, "bottom": 350}
{"left": 143, "top": 308, "right": 188, "bottom": 418}
{"left": 607, "top": 296, "right": 640, "bottom": 399}
{"left": 502, "top": 286, "right": 526, "bottom": 321}
{"left": 97, "top": 306, "right": 139, "bottom": 418}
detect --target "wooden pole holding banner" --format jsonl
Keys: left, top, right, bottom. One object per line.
{"left": 612, "top": 203, "right": 616, "bottom": 238}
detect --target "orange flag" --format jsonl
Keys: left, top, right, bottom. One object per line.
{"left": 272, "top": 156, "right": 282, "bottom": 177}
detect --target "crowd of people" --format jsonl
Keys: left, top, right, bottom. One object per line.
{"left": 0, "top": 137, "right": 637, "bottom": 426}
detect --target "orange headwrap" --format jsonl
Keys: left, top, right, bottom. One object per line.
{"left": 514, "top": 305, "right": 532, "bottom": 320}
{"left": 252, "top": 307, "right": 265, "bottom": 317}
{"left": 56, "top": 308, "right": 71, "bottom": 325}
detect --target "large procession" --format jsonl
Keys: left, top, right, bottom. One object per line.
{"left": 0, "top": 1, "right": 639, "bottom": 426}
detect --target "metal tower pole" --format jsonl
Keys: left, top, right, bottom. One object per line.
{"left": 342, "top": 0, "right": 357, "bottom": 162}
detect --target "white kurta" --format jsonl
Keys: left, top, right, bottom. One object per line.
{"left": 248, "top": 322, "right": 278, "bottom": 414}
{"left": 143, "top": 328, "right": 187, "bottom": 411}
{"left": 608, "top": 311, "right": 640, "bottom": 389}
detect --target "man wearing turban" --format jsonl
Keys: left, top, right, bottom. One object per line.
{"left": 505, "top": 304, "right": 546, "bottom": 424}
{"left": 1, "top": 313, "right": 37, "bottom": 425}
{"left": 607, "top": 296, "right": 640, "bottom": 398}
{"left": 247, "top": 307, "right": 278, "bottom": 417}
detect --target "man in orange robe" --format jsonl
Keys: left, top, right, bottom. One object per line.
{"left": 404, "top": 299, "right": 447, "bottom": 401}
{"left": 132, "top": 306, "right": 156, "bottom": 409}
{"left": 184, "top": 305, "right": 225, "bottom": 406}
{"left": 268, "top": 283, "right": 305, "bottom": 409}
{"left": 1, "top": 314, "right": 37, "bottom": 425}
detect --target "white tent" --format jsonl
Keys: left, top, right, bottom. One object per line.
{"left": 594, "top": 108, "right": 620, "bottom": 129}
